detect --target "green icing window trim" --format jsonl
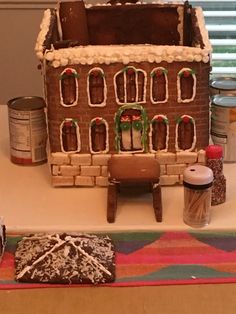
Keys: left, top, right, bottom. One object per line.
{"left": 114, "top": 103, "right": 148, "bottom": 152}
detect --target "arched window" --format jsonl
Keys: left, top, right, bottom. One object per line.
{"left": 150, "top": 115, "right": 169, "bottom": 152}
{"left": 150, "top": 67, "right": 168, "bottom": 104}
{"left": 89, "top": 117, "right": 109, "bottom": 153}
{"left": 87, "top": 68, "right": 107, "bottom": 107}
{"left": 114, "top": 104, "right": 148, "bottom": 153}
{"left": 59, "top": 68, "right": 79, "bottom": 107}
{"left": 175, "top": 115, "right": 196, "bottom": 151}
{"left": 60, "top": 119, "right": 80, "bottom": 153}
{"left": 114, "top": 67, "right": 147, "bottom": 104}
{"left": 177, "top": 68, "right": 196, "bottom": 103}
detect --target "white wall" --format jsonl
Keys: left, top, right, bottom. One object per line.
{"left": 0, "top": 1, "right": 58, "bottom": 104}
{"left": 0, "top": 0, "right": 153, "bottom": 104}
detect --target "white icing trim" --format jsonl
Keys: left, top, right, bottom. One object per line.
{"left": 16, "top": 234, "right": 113, "bottom": 281}
{"left": 16, "top": 236, "right": 65, "bottom": 280}
{"left": 68, "top": 238, "right": 112, "bottom": 277}
{"left": 118, "top": 120, "right": 145, "bottom": 154}
{"left": 175, "top": 115, "right": 196, "bottom": 152}
{"left": 89, "top": 118, "right": 109, "bottom": 154}
{"left": 195, "top": 7, "right": 212, "bottom": 52}
{"left": 177, "top": 67, "right": 197, "bottom": 103}
{"left": 149, "top": 114, "right": 169, "bottom": 152}
{"left": 59, "top": 68, "right": 79, "bottom": 107}
{"left": 60, "top": 119, "right": 81, "bottom": 153}
{"left": 150, "top": 67, "right": 168, "bottom": 104}
{"left": 56, "top": 3, "right": 63, "bottom": 41}
{"left": 43, "top": 43, "right": 211, "bottom": 68}
{"left": 85, "top": 1, "right": 185, "bottom": 8}
{"left": 114, "top": 66, "right": 147, "bottom": 105}
{"left": 87, "top": 67, "right": 107, "bottom": 107}
{"left": 177, "top": 6, "right": 184, "bottom": 45}
{"left": 36, "top": 7, "right": 211, "bottom": 67}
{"left": 35, "top": 9, "right": 52, "bottom": 60}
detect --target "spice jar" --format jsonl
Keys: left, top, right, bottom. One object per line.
{"left": 205, "top": 145, "right": 226, "bottom": 205}
{"left": 183, "top": 165, "right": 213, "bottom": 228}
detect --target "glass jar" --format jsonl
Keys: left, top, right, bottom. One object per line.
{"left": 183, "top": 165, "right": 213, "bottom": 228}
{"left": 205, "top": 145, "right": 226, "bottom": 205}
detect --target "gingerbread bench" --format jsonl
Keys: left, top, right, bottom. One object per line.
{"left": 107, "top": 156, "right": 162, "bottom": 223}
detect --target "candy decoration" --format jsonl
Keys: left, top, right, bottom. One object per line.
{"left": 60, "top": 68, "right": 79, "bottom": 80}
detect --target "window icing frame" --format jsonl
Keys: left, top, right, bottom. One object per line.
{"left": 60, "top": 118, "right": 81, "bottom": 153}
{"left": 175, "top": 114, "right": 196, "bottom": 152}
{"left": 114, "top": 66, "right": 147, "bottom": 105}
{"left": 59, "top": 68, "right": 79, "bottom": 107}
{"left": 150, "top": 67, "right": 169, "bottom": 104}
{"left": 149, "top": 114, "right": 169, "bottom": 152}
{"left": 87, "top": 67, "right": 107, "bottom": 107}
{"left": 89, "top": 117, "right": 109, "bottom": 154}
{"left": 114, "top": 103, "right": 148, "bottom": 153}
{"left": 177, "top": 68, "right": 197, "bottom": 103}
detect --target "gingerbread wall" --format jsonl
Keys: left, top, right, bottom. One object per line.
{"left": 45, "top": 60, "right": 210, "bottom": 154}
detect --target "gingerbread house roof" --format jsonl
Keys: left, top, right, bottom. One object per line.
{"left": 35, "top": 1, "right": 212, "bottom": 68}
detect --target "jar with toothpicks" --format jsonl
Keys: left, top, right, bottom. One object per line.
{"left": 183, "top": 165, "right": 213, "bottom": 228}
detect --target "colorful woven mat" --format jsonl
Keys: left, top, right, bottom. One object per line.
{"left": 1, "top": 231, "right": 236, "bottom": 289}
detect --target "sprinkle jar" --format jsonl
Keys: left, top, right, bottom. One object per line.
{"left": 183, "top": 165, "right": 213, "bottom": 228}
{"left": 205, "top": 145, "right": 226, "bottom": 205}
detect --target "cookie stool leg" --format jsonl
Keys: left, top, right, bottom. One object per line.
{"left": 107, "top": 182, "right": 117, "bottom": 223}
{"left": 152, "top": 183, "right": 162, "bottom": 222}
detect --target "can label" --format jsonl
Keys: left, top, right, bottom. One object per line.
{"left": 211, "top": 104, "right": 236, "bottom": 161}
{"left": 8, "top": 108, "right": 47, "bottom": 164}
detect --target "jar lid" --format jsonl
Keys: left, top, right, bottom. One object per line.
{"left": 210, "top": 77, "right": 236, "bottom": 90}
{"left": 183, "top": 165, "right": 213, "bottom": 186}
{"left": 211, "top": 95, "right": 236, "bottom": 108}
{"left": 205, "top": 145, "right": 223, "bottom": 159}
{"left": 8, "top": 96, "right": 46, "bottom": 111}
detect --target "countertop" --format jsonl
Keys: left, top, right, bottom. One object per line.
{"left": 0, "top": 105, "right": 236, "bottom": 234}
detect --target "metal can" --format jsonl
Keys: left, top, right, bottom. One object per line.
{"left": 211, "top": 95, "right": 236, "bottom": 162}
{"left": 210, "top": 77, "right": 236, "bottom": 97}
{"left": 7, "top": 96, "right": 47, "bottom": 165}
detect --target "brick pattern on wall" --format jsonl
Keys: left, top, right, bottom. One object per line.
{"left": 45, "top": 60, "right": 210, "bottom": 154}
{"left": 49, "top": 150, "right": 206, "bottom": 187}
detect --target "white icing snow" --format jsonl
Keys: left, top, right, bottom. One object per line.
{"left": 35, "top": 7, "right": 212, "bottom": 68}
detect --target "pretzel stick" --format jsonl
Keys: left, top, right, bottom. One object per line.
{"left": 185, "top": 189, "right": 211, "bottom": 223}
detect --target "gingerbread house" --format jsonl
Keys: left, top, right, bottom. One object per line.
{"left": 35, "top": 0, "right": 212, "bottom": 187}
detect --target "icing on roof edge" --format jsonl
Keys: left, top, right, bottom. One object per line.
{"left": 35, "top": 6, "right": 212, "bottom": 68}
